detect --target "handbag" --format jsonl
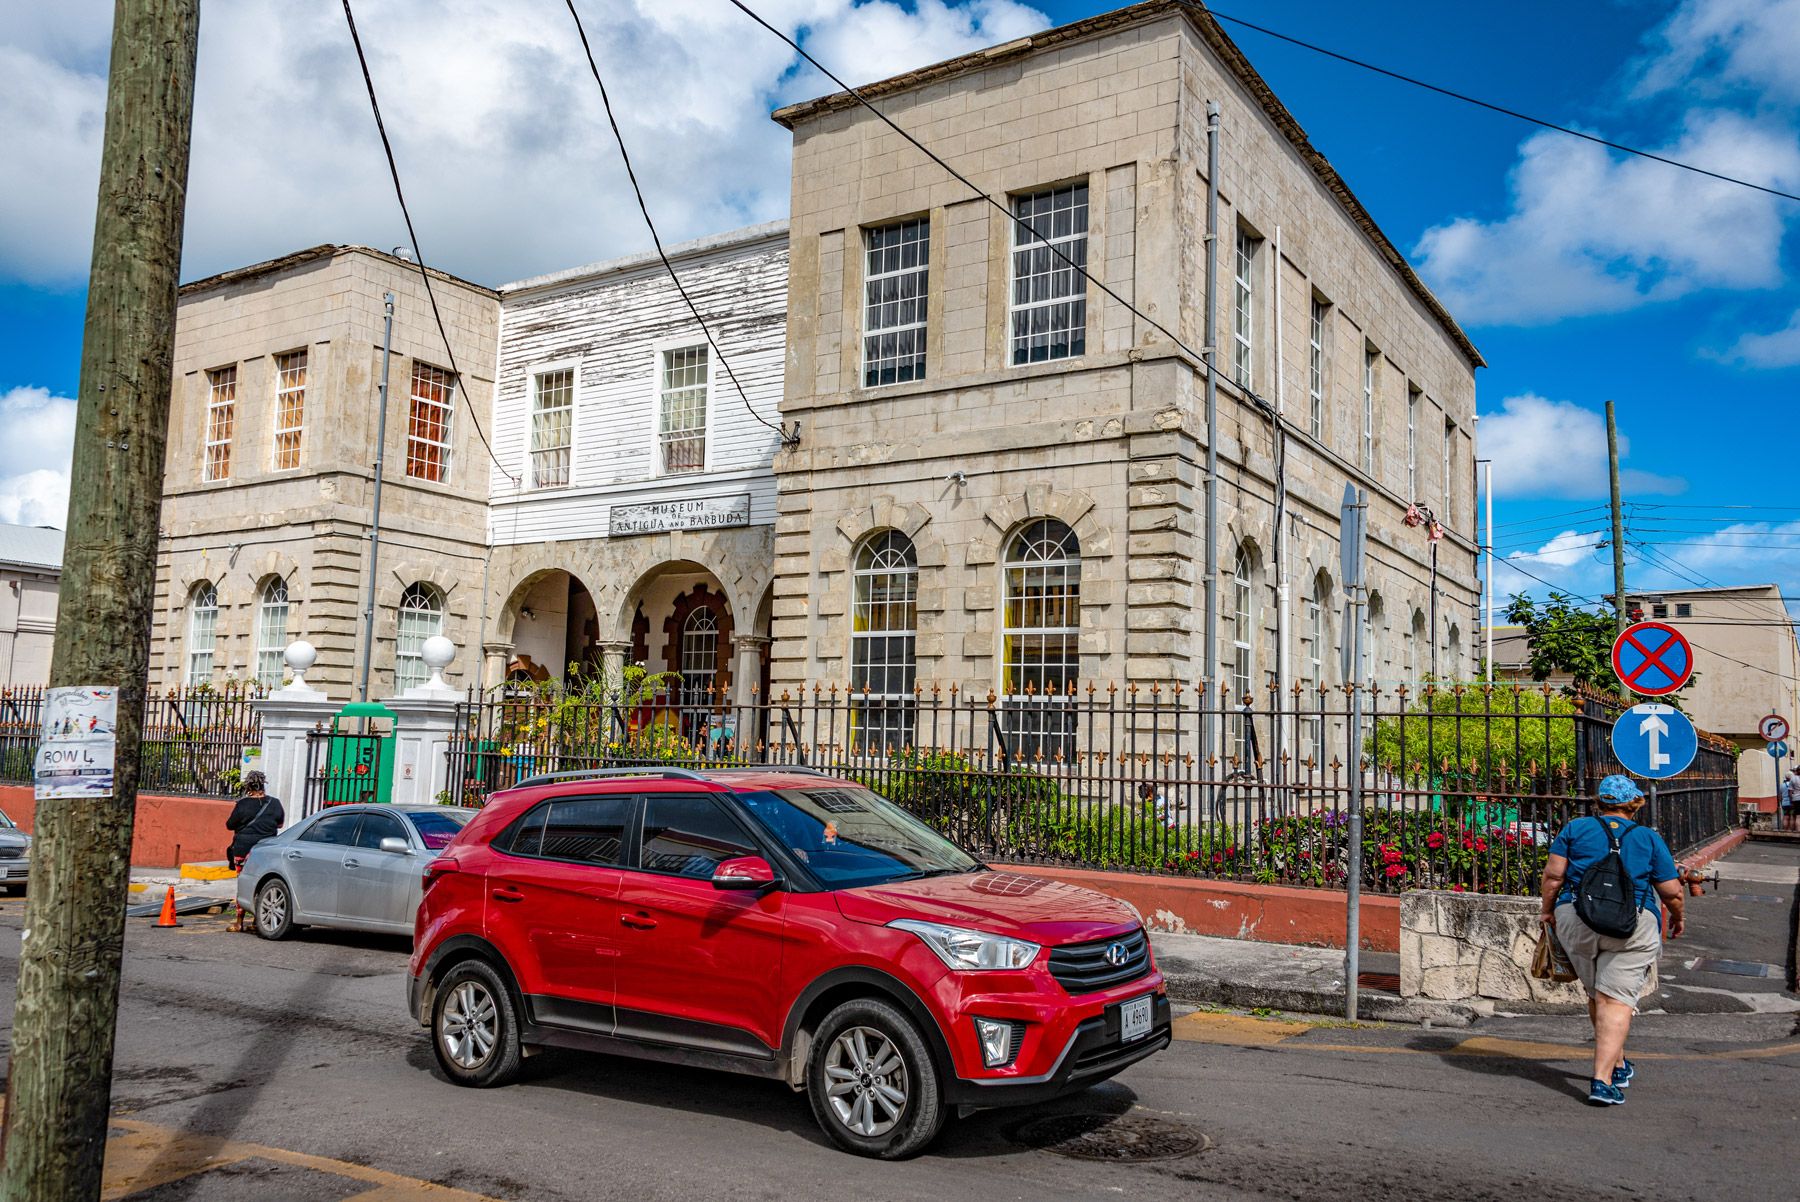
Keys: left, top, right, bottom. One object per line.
{"left": 1530, "top": 922, "right": 1579, "bottom": 983}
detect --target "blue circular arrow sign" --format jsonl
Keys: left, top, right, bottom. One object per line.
{"left": 1767, "top": 741, "right": 1789, "bottom": 760}
{"left": 1611, "top": 704, "right": 1698, "bottom": 779}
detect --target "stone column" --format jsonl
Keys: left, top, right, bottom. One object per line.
{"left": 599, "top": 640, "right": 633, "bottom": 696}
{"left": 251, "top": 642, "right": 338, "bottom": 828}
{"left": 384, "top": 636, "right": 464, "bottom": 806}
{"left": 735, "top": 635, "right": 770, "bottom": 707}
{"left": 481, "top": 639, "right": 513, "bottom": 689}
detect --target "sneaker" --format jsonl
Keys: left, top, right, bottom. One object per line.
{"left": 1587, "top": 1080, "right": 1625, "bottom": 1106}
{"left": 1611, "top": 1059, "right": 1635, "bottom": 1090}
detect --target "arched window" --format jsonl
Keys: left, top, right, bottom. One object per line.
{"left": 1002, "top": 518, "right": 1080, "bottom": 757}
{"left": 1408, "top": 609, "right": 1427, "bottom": 683}
{"left": 679, "top": 607, "right": 720, "bottom": 707}
{"left": 185, "top": 582, "right": 217, "bottom": 686}
{"left": 851, "top": 531, "right": 918, "bottom": 751}
{"left": 1447, "top": 623, "right": 1462, "bottom": 679}
{"left": 1365, "top": 591, "right": 1385, "bottom": 686}
{"left": 1227, "top": 540, "right": 1261, "bottom": 766}
{"left": 395, "top": 583, "right": 445, "bottom": 693}
{"left": 1300, "top": 570, "right": 1331, "bottom": 762}
{"left": 254, "top": 577, "right": 290, "bottom": 687}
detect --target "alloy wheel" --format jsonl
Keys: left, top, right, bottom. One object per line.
{"left": 823, "top": 1025, "right": 908, "bottom": 1137}
{"left": 441, "top": 980, "right": 498, "bottom": 1070}
{"left": 256, "top": 884, "right": 287, "bottom": 933}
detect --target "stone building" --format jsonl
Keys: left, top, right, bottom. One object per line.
{"left": 768, "top": 0, "right": 1482, "bottom": 751}
{"left": 480, "top": 223, "right": 788, "bottom": 701}
{"left": 149, "top": 246, "right": 499, "bottom": 698}
{"left": 0, "top": 523, "right": 62, "bottom": 685}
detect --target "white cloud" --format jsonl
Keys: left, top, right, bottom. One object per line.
{"left": 1511, "top": 529, "right": 1606, "bottom": 569}
{"left": 1478, "top": 393, "right": 1686, "bottom": 500}
{"left": 1725, "top": 307, "right": 1800, "bottom": 367}
{"left": 1414, "top": 113, "right": 1800, "bottom": 325}
{"left": 0, "top": 0, "right": 1048, "bottom": 288}
{"left": 0, "top": 387, "right": 76, "bottom": 528}
{"left": 1633, "top": 0, "right": 1800, "bottom": 104}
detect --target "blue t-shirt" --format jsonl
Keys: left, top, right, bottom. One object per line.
{"left": 1549, "top": 815, "right": 1678, "bottom": 920}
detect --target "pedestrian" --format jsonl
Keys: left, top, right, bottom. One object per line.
{"left": 1781, "top": 767, "right": 1800, "bottom": 832}
{"left": 226, "top": 771, "right": 284, "bottom": 931}
{"left": 1539, "top": 774, "right": 1685, "bottom": 1107}
{"left": 1138, "top": 781, "right": 1178, "bottom": 832}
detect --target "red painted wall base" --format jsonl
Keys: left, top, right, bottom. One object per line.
{"left": 0, "top": 784, "right": 236, "bottom": 869}
{"left": 994, "top": 863, "right": 1402, "bottom": 953}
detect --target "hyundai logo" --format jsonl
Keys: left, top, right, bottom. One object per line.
{"left": 1105, "top": 942, "right": 1130, "bottom": 968}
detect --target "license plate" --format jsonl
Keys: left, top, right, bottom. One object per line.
{"left": 1119, "top": 994, "right": 1153, "bottom": 1043}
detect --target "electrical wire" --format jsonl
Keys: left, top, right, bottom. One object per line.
{"left": 563, "top": 0, "right": 793, "bottom": 447}
{"left": 1206, "top": 6, "right": 1800, "bottom": 206}
{"left": 339, "top": 0, "right": 517, "bottom": 484}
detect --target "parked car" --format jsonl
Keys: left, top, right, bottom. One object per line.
{"left": 408, "top": 768, "right": 1170, "bottom": 1159}
{"left": 237, "top": 804, "right": 475, "bottom": 939}
{"left": 0, "top": 808, "right": 30, "bottom": 894}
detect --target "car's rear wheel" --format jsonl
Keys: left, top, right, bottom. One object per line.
{"left": 432, "top": 960, "right": 522, "bottom": 1088}
{"left": 253, "top": 878, "right": 295, "bottom": 940}
{"left": 806, "top": 997, "right": 945, "bottom": 1159}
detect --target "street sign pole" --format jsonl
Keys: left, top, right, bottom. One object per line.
{"left": 1340, "top": 484, "right": 1367, "bottom": 1022}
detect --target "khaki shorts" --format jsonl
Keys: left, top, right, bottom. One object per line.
{"left": 1554, "top": 903, "right": 1661, "bottom": 1010}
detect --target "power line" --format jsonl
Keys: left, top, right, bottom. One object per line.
{"left": 1206, "top": 7, "right": 1800, "bottom": 206}
{"left": 339, "top": 0, "right": 516, "bottom": 484}
{"left": 563, "top": 0, "right": 793, "bottom": 447}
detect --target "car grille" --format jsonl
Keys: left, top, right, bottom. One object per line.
{"left": 0, "top": 847, "right": 23, "bottom": 860}
{"left": 1047, "top": 927, "right": 1150, "bottom": 994}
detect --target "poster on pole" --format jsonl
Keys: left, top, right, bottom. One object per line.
{"left": 33, "top": 686, "right": 118, "bottom": 799}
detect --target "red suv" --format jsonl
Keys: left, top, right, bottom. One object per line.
{"left": 408, "top": 767, "right": 1170, "bottom": 1158}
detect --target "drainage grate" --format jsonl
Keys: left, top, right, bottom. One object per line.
{"left": 1008, "top": 1113, "right": 1207, "bottom": 1163}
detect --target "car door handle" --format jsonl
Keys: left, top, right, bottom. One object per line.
{"left": 491, "top": 887, "right": 525, "bottom": 903}
{"left": 284, "top": 851, "right": 302, "bottom": 861}
{"left": 619, "top": 911, "right": 657, "bottom": 930}
{"left": 343, "top": 858, "right": 360, "bottom": 869}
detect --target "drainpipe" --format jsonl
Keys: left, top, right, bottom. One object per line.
{"left": 1271, "top": 225, "right": 1288, "bottom": 785}
{"left": 1202, "top": 100, "right": 1221, "bottom": 775}
{"left": 357, "top": 292, "right": 396, "bottom": 703}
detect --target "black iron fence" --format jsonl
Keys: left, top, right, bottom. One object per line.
{"left": 0, "top": 684, "right": 264, "bottom": 797}
{"left": 300, "top": 730, "right": 388, "bottom": 819}
{"left": 444, "top": 681, "right": 1739, "bottom": 897}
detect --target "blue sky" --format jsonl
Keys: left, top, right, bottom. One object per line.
{"left": 3, "top": 0, "right": 1798, "bottom": 614}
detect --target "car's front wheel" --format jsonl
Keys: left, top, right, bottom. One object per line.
{"left": 806, "top": 997, "right": 945, "bottom": 1159}
{"left": 253, "top": 878, "right": 296, "bottom": 940}
{"left": 432, "top": 959, "right": 522, "bottom": 1088}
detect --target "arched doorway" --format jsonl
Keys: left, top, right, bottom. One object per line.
{"left": 501, "top": 569, "right": 600, "bottom": 684}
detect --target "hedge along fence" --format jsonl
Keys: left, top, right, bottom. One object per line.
{"left": 445, "top": 678, "right": 1739, "bottom": 896}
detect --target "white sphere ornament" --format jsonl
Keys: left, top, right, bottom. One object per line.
{"left": 421, "top": 635, "right": 456, "bottom": 689}
{"left": 283, "top": 640, "right": 318, "bottom": 686}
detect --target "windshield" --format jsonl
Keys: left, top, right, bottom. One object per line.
{"left": 408, "top": 809, "right": 470, "bottom": 850}
{"left": 0, "top": 810, "right": 14, "bottom": 830}
{"left": 735, "top": 787, "right": 979, "bottom": 889}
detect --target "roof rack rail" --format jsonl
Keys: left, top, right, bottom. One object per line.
{"left": 512, "top": 767, "right": 714, "bottom": 788}
{"left": 700, "top": 764, "right": 837, "bottom": 777}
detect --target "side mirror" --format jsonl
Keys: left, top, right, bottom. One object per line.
{"left": 712, "top": 855, "right": 779, "bottom": 892}
{"left": 378, "top": 836, "right": 412, "bottom": 855}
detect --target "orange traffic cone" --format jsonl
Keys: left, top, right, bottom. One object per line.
{"left": 154, "top": 886, "right": 180, "bottom": 929}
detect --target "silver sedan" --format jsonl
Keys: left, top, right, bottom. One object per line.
{"left": 235, "top": 804, "right": 474, "bottom": 940}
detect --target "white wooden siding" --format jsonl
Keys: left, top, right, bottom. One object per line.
{"left": 489, "top": 233, "right": 787, "bottom": 545}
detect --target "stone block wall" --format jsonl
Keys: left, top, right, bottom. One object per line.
{"left": 1400, "top": 890, "right": 1598, "bottom": 1007}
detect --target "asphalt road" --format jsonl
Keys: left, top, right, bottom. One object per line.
{"left": 0, "top": 897, "right": 1795, "bottom": 1201}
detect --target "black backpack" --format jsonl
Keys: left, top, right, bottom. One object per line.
{"left": 1574, "top": 817, "right": 1644, "bottom": 939}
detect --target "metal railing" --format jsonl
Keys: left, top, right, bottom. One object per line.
{"left": 0, "top": 684, "right": 264, "bottom": 798}
{"left": 444, "top": 680, "right": 1739, "bottom": 897}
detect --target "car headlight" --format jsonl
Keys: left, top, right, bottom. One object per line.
{"left": 889, "top": 919, "right": 1040, "bottom": 971}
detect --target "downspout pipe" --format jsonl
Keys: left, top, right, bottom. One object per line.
{"left": 1271, "top": 224, "right": 1288, "bottom": 784}
{"left": 1202, "top": 100, "right": 1221, "bottom": 773}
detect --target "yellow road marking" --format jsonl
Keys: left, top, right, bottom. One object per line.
{"left": 105, "top": 1117, "right": 501, "bottom": 1201}
{"left": 1172, "top": 1011, "right": 1800, "bottom": 1064}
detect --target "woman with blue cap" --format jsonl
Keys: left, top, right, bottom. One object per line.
{"left": 1539, "top": 773, "right": 1685, "bottom": 1107}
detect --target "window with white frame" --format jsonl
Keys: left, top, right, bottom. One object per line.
{"left": 1009, "top": 183, "right": 1088, "bottom": 365}
{"left": 1233, "top": 228, "right": 1257, "bottom": 390}
{"left": 1409, "top": 609, "right": 1427, "bottom": 683}
{"left": 272, "top": 351, "right": 306, "bottom": 471}
{"left": 203, "top": 366, "right": 236, "bottom": 481}
{"left": 530, "top": 367, "right": 574, "bottom": 489}
{"left": 1308, "top": 298, "right": 1327, "bottom": 440}
{"left": 658, "top": 345, "right": 708, "bottom": 474}
{"left": 395, "top": 582, "right": 444, "bottom": 693}
{"left": 185, "top": 582, "right": 218, "bottom": 686}
{"left": 1365, "top": 591, "right": 1385, "bottom": 686}
{"left": 254, "top": 577, "right": 290, "bottom": 687}
{"left": 850, "top": 530, "right": 918, "bottom": 751}
{"left": 1361, "top": 349, "right": 1377, "bottom": 475}
{"left": 679, "top": 607, "right": 720, "bottom": 706}
{"left": 1229, "top": 542, "right": 1258, "bottom": 766}
{"left": 1301, "top": 572, "right": 1330, "bottom": 762}
{"left": 1002, "top": 518, "right": 1080, "bottom": 758}
{"left": 1443, "top": 417, "right": 1456, "bottom": 526}
{"left": 1406, "top": 386, "right": 1420, "bottom": 500}
{"left": 406, "top": 361, "right": 454, "bottom": 482}
{"left": 864, "top": 219, "right": 929, "bottom": 387}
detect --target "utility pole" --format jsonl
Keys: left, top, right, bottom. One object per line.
{"left": 0, "top": 2, "right": 199, "bottom": 1199}
{"left": 1606, "top": 400, "right": 1629, "bottom": 699}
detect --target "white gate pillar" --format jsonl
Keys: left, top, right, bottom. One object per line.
{"left": 251, "top": 642, "right": 337, "bottom": 828}
{"left": 383, "top": 636, "right": 465, "bottom": 806}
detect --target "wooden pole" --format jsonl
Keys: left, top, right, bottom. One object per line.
{"left": 0, "top": 2, "right": 199, "bottom": 1198}
{"left": 1606, "top": 399, "right": 1629, "bottom": 702}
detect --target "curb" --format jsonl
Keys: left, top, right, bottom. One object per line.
{"left": 1158, "top": 967, "right": 1483, "bottom": 1027}
{"left": 1681, "top": 828, "right": 1748, "bottom": 871}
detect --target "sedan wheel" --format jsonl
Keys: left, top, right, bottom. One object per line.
{"left": 253, "top": 879, "right": 294, "bottom": 940}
